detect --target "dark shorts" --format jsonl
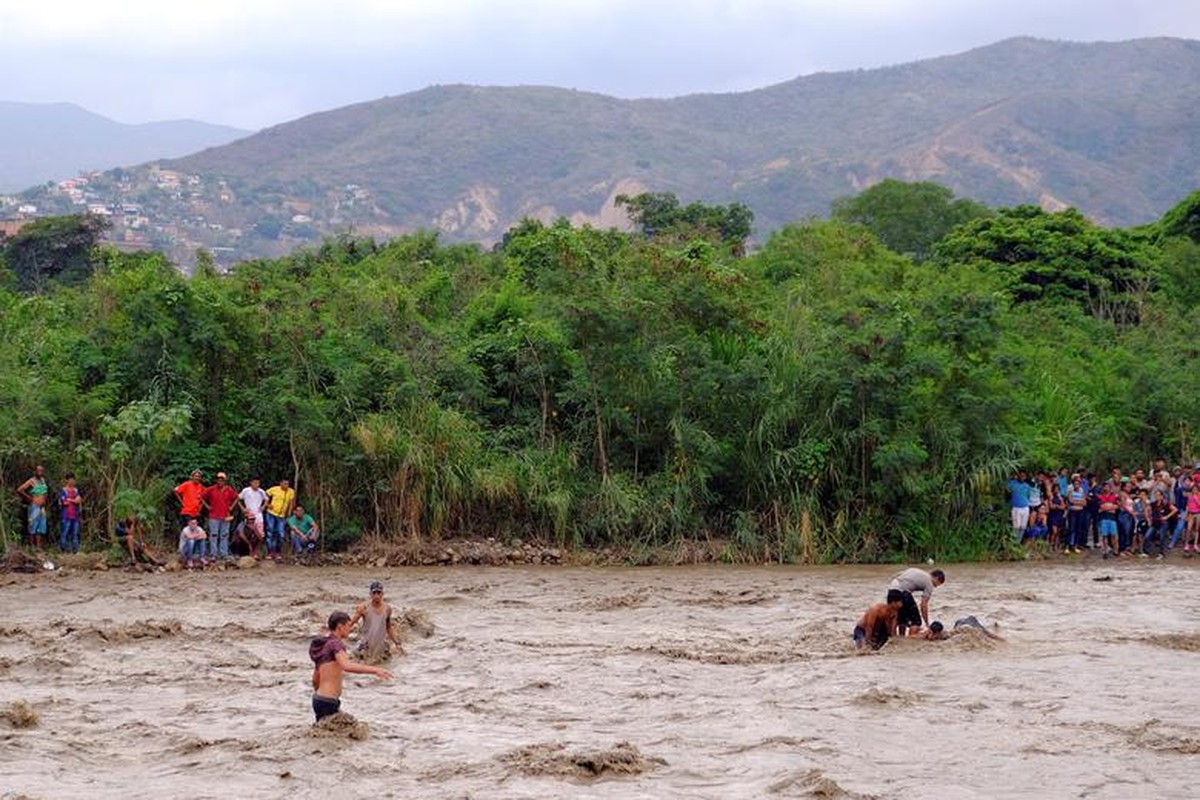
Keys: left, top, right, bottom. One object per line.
{"left": 312, "top": 693, "right": 340, "bottom": 721}
{"left": 898, "top": 591, "right": 922, "bottom": 630}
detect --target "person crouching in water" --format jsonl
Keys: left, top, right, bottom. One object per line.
{"left": 349, "top": 581, "right": 405, "bottom": 661}
{"left": 309, "top": 611, "right": 393, "bottom": 722}
{"left": 853, "top": 589, "right": 905, "bottom": 650}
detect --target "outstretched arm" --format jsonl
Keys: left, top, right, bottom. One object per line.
{"left": 335, "top": 650, "right": 392, "bottom": 680}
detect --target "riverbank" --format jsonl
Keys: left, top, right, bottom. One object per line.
{"left": 6, "top": 533, "right": 1197, "bottom": 574}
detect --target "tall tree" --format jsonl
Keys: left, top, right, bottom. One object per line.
{"left": 616, "top": 192, "right": 754, "bottom": 255}
{"left": 831, "top": 179, "right": 990, "bottom": 261}
{"left": 2, "top": 214, "right": 111, "bottom": 293}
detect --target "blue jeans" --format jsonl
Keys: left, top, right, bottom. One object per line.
{"left": 59, "top": 518, "right": 81, "bottom": 552}
{"left": 264, "top": 513, "right": 286, "bottom": 554}
{"left": 1142, "top": 523, "right": 1170, "bottom": 556}
{"left": 207, "top": 518, "right": 231, "bottom": 559}
{"left": 291, "top": 532, "right": 318, "bottom": 554}
{"left": 182, "top": 538, "right": 206, "bottom": 561}
{"left": 1067, "top": 510, "right": 1087, "bottom": 549}
{"left": 1169, "top": 515, "right": 1187, "bottom": 548}
{"left": 1117, "top": 512, "right": 1134, "bottom": 552}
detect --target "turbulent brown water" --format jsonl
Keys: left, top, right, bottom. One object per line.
{"left": 2, "top": 560, "right": 1198, "bottom": 799}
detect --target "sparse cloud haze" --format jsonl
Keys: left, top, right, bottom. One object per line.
{"left": 3, "top": 0, "right": 1198, "bottom": 129}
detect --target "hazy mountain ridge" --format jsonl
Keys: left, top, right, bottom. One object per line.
{"left": 13, "top": 37, "right": 1200, "bottom": 264}
{"left": 0, "top": 102, "right": 250, "bottom": 192}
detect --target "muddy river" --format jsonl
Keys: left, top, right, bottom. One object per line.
{"left": 1, "top": 560, "right": 1197, "bottom": 799}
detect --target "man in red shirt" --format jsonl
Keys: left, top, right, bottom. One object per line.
{"left": 203, "top": 471, "right": 239, "bottom": 562}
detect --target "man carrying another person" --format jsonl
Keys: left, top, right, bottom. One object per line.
{"left": 888, "top": 566, "right": 946, "bottom": 635}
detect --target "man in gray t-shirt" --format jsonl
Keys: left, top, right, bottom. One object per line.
{"left": 887, "top": 567, "right": 946, "bottom": 633}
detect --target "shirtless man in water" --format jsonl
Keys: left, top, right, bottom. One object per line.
{"left": 853, "top": 590, "right": 905, "bottom": 650}
{"left": 309, "top": 611, "right": 393, "bottom": 722}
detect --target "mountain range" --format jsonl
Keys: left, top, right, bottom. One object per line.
{"left": 0, "top": 102, "right": 249, "bottom": 192}
{"left": 10, "top": 37, "right": 1200, "bottom": 264}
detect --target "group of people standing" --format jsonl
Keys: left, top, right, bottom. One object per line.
{"left": 1007, "top": 462, "right": 1200, "bottom": 558}
{"left": 172, "top": 470, "right": 320, "bottom": 568}
{"left": 11, "top": 464, "right": 320, "bottom": 567}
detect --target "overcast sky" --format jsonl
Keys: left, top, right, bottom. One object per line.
{"left": 4, "top": 0, "right": 1198, "bottom": 130}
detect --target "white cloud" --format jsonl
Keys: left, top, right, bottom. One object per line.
{"left": 2, "top": 0, "right": 1198, "bottom": 127}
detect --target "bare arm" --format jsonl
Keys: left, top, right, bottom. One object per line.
{"left": 335, "top": 650, "right": 392, "bottom": 680}
{"left": 385, "top": 608, "right": 403, "bottom": 647}
{"left": 919, "top": 596, "right": 930, "bottom": 627}
{"left": 16, "top": 477, "right": 33, "bottom": 501}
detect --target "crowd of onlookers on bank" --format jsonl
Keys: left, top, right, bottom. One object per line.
{"left": 14, "top": 466, "right": 320, "bottom": 568}
{"left": 1006, "top": 460, "right": 1200, "bottom": 558}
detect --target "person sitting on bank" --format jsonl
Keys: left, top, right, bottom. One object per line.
{"left": 887, "top": 567, "right": 946, "bottom": 635}
{"left": 309, "top": 611, "right": 393, "bottom": 722}
{"left": 349, "top": 581, "right": 405, "bottom": 660}
{"left": 853, "top": 589, "right": 905, "bottom": 651}
{"left": 114, "top": 513, "right": 161, "bottom": 567}
{"left": 286, "top": 504, "right": 320, "bottom": 556}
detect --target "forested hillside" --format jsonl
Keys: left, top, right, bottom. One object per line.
{"left": 2, "top": 182, "right": 1197, "bottom": 562}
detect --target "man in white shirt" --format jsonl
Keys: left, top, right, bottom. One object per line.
{"left": 887, "top": 567, "right": 945, "bottom": 634}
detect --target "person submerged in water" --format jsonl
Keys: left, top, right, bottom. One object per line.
{"left": 309, "top": 611, "right": 393, "bottom": 722}
{"left": 853, "top": 589, "right": 905, "bottom": 650}
{"left": 917, "top": 616, "right": 1005, "bottom": 642}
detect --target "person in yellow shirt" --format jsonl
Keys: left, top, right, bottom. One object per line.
{"left": 263, "top": 478, "right": 295, "bottom": 562}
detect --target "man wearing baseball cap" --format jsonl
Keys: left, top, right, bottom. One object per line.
{"left": 203, "top": 471, "right": 239, "bottom": 561}
{"left": 349, "top": 581, "right": 404, "bottom": 661}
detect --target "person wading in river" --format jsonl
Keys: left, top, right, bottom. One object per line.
{"left": 853, "top": 589, "right": 905, "bottom": 650}
{"left": 309, "top": 611, "right": 392, "bottom": 722}
{"left": 349, "top": 581, "right": 404, "bottom": 661}
{"left": 887, "top": 567, "right": 945, "bottom": 635}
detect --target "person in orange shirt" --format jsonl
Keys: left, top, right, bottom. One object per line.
{"left": 174, "top": 469, "right": 207, "bottom": 530}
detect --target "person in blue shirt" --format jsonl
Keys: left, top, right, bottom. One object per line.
{"left": 1007, "top": 469, "right": 1032, "bottom": 542}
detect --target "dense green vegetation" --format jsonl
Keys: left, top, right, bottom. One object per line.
{"left": 1, "top": 183, "right": 1197, "bottom": 563}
